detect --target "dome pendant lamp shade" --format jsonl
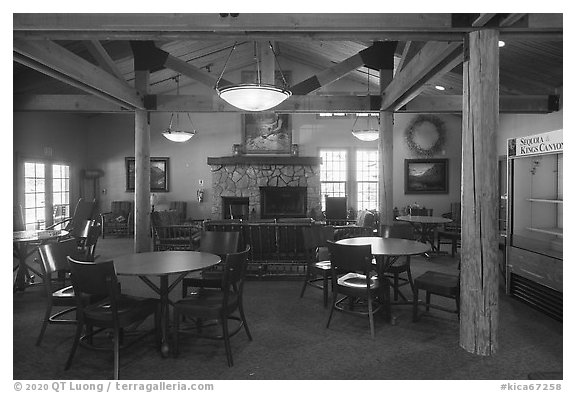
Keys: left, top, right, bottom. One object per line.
{"left": 162, "top": 75, "right": 197, "bottom": 143}
{"left": 351, "top": 68, "right": 379, "bottom": 142}
{"left": 162, "top": 112, "right": 196, "bottom": 143}
{"left": 215, "top": 42, "right": 292, "bottom": 111}
{"left": 217, "top": 83, "right": 291, "bottom": 112}
{"left": 352, "top": 128, "right": 380, "bottom": 142}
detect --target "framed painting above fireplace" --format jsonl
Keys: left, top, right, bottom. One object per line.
{"left": 243, "top": 113, "right": 291, "bottom": 154}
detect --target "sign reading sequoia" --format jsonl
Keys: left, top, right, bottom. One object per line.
{"left": 508, "top": 129, "right": 563, "bottom": 158}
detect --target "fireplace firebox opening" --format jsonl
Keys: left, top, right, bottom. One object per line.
{"left": 260, "top": 187, "right": 307, "bottom": 219}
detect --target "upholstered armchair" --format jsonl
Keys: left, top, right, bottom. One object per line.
{"left": 100, "top": 201, "right": 133, "bottom": 238}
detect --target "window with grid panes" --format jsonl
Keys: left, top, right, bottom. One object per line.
{"left": 24, "top": 162, "right": 46, "bottom": 230}
{"left": 319, "top": 149, "right": 347, "bottom": 210}
{"left": 52, "top": 164, "right": 70, "bottom": 226}
{"left": 356, "top": 150, "right": 379, "bottom": 211}
{"left": 23, "top": 161, "right": 71, "bottom": 230}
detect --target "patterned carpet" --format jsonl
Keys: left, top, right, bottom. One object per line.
{"left": 13, "top": 238, "right": 563, "bottom": 381}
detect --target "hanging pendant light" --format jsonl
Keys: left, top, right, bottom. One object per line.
{"left": 162, "top": 75, "right": 197, "bottom": 143}
{"left": 351, "top": 68, "right": 379, "bottom": 141}
{"left": 215, "top": 42, "right": 291, "bottom": 111}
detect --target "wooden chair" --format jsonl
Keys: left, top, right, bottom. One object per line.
{"left": 412, "top": 269, "right": 460, "bottom": 322}
{"left": 181, "top": 231, "right": 240, "bottom": 298}
{"left": 172, "top": 246, "right": 252, "bottom": 367}
{"left": 326, "top": 240, "right": 383, "bottom": 339}
{"left": 35, "top": 239, "right": 89, "bottom": 346}
{"left": 47, "top": 198, "right": 97, "bottom": 237}
{"left": 383, "top": 224, "right": 416, "bottom": 302}
{"left": 300, "top": 225, "right": 334, "bottom": 307}
{"left": 65, "top": 257, "right": 160, "bottom": 380}
{"left": 437, "top": 202, "right": 461, "bottom": 257}
{"left": 100, "top": 201, "right": 132, "bottom": 238}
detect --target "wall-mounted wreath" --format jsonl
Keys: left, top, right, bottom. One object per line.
{"left": 404, "top": 114, "right": 446, "bottom": 157}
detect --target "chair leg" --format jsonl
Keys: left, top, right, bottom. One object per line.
{"left": 406, "top": 261, "right": 415, "bottom": 296}
{"left": 36, "top": 302, "right": 53, "bottom": 346}
{"left": 300, "top": 267, "right": 311, "bottom": 298}
{"left": 113, "top": 325, "right": 120, "bottom": 380}
{"left": 222, "top": 316, "right": 233, "bottom": 367}
{"left": 393, "top": 273, "right": 399, "bottom": 301}
{"left": 238, "top": 301, "right": 252, "bottom": 341}
{"left": 65, "top": 321, "right": 84, "bottom": 370}
{"left": 326, "top": 292, "right": 337, "bottom": 329}
{"left": 412, "top": 287, "right": 419, "bottom": 322}
{"left": 367, "top": 296, "right": 375, "bottom": 339}
{"left": 425, "top": 292, "right": 431, "bottom": 312}
{"left": 172, "top": 308, "right": 180, "bottom": 357}
{"left": 322, "top": 273, "right": 329, "bottom": 307}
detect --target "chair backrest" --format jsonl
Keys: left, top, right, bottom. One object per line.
{"left": 220, "top": 246, "right": 251, "bottom": 301}
{"left": 356, "top": 210, "right": 375, "bottom": 228}
{"left": 198, "top": 231, "right": 240, "bottom": 257}
{"left": 111, "top": 201, "right": 132, "bottom": 216}
{"left": 326, "top": 240, "right": 373, "bottom": 275}
{"left": 410, "top": 207, "right": 433, "bottom": 216}
{"left": 302, "top": 225, "right": 334, "bottom": 252}
{"left": 14, "top": 205, "right": 25, "bottom": 231}
{"left": 67, "top": 257, "right": 118, "bottom": 298}
{"left": 169, "top": 201, "right": 187, "bottom": 223}
{"left": 384, "top": 223, "right": 414, "bottom": 240}
{"left": 83, "top": 221, "right": 101, "bottom": 260}
{"left": 38, "top": 238, "right": 81, "bottom": 277}
{"left": 325, "top": 197, "right": 347, "bottom": 220}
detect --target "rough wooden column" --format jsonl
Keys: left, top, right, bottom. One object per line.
{"left": 460, "top": 29, "right": 500, "bottom": 355}
{"left": 134, "top": 70, "right": 151, "bottom": 253}
{"left": 378, "top": 55, "right": 395, "bottom": 233}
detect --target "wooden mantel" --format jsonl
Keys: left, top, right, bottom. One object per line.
{"left": 207, "top": 156, "right": 322, "bottom": 166}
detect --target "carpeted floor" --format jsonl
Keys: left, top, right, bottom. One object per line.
{"left": 13, "top": 238, "right": 563, "bottom": 380}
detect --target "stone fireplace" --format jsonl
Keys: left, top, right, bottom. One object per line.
{"left": 208, "top": 156, "right": 322, "bottom": 220}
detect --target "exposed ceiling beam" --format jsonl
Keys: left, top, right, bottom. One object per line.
{"left": 400, "top": 95, "right": 559, "bottom": 114}
{"left": 472, "top": 14, "right": 498, "bottom": 27}
{"left": 290, "top": 43, "right": 392, "bottom": 95}
{"left": 381, "top": 42, "right": 463, "bottom": 111}
{"left": 13, "top": 13, "right": 562, "bottom": 41}
{"left": 83, "top": 40, "right": 131, "bottom": 88}
{"left": 14, "top": 94, "right": 560, "bottom": 114}
{"left": 14, "top": 39, "right": 143, "bottom": 109}
{"left": 500, "top": 13, "right": 527, "bottom": 27}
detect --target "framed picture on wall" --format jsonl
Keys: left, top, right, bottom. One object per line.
{"left": 125, "top": 157, "right": 169, "bottom": 192}
{"left": 242, "top": 113, "right": 291, "bottom": 154}
{"left": 404, "top": 158, "right": 448, "bottom": 194}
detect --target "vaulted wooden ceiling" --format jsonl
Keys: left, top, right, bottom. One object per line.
{"left": 13, "top": 13, "right": 563, "bottom": 114}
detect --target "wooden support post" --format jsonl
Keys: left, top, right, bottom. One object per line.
{"left": 378, "top": 50, "right": 395, "bottom": 233}
{"left": 134, "top": 70, "right": 151, "bottom": 253}
{"left": 260, "top": 41, "right": 275, "bottom": 85}
{"left": 460, "top": 29, "right": 500, "bottom": 355}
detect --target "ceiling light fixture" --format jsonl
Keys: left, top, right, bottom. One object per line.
{"left": 435, "top": 85, "right": 446, "bottom": 91}
{"left": 498, "top": 40, "right": 506, "bottom": 48}
{"left": 352, "top": 68, "right": 379, "bottom": 142}
{"left": 162, "top": 76, "right": 197, "bottom": 143}
{"left": 215, "top": 42, "right": 292, "bottom": 111}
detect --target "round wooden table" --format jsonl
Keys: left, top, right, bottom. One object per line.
{"left": 114, "top": 251, "right": 221, "bottom": 356}
{"left": 336, "top": 237, "right": 430, "bottom": 321}
{"left": 396, "top": 215, "right": 452, "bottom": 255}
{"left": 13, "top": 229, "right": 69, "bottom": 292}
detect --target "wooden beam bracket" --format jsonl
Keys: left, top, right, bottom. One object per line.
{"left": 130, "top": 41, "right": 168, "bottom": 72}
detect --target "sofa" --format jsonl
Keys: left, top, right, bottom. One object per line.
{"left": 150, "top": 210, "right": 202, "bottom": 251}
